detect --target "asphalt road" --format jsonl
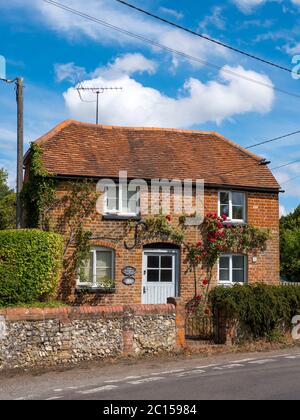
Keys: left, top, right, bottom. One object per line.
{"left": 1, "top": 347, "right": 300, "bottom": 400}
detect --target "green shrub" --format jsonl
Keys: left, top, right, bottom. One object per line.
{"left": 0, "top": 229, "right": 63, "bottom": 306}
{"left": 209, "top": 283, "right": 300, "bottom": 338}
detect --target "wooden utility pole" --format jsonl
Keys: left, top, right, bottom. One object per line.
{"left": 16, "top": 77, "right": 24, "bottom": 229}
{"left": 0, "top": 74, "right": 24, "bottom": 228}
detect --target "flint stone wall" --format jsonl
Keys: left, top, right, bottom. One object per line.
{"left": 0, "top": 304, "right": 176, "bottom": 372}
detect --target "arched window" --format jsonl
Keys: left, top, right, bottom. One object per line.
{"left": 77, "top": 247, "right": 115, "bottom": 290}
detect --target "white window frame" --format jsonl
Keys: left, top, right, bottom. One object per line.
{"left": 218, "top": 254, "right": 247, "bottom": 286}
{"left": 77, "top": 247, "right": 115, "bottom": 288}
{"left": 104, "top": 184, "right": 140, "bottom": 216}
{"left": 218, "top": 190, "right": 246, "bottom": 223}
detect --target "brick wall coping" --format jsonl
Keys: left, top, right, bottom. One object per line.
{"left": 0, "top": 304, "right": 175, "bottom": 321}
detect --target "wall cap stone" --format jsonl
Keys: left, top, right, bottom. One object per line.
{"left": 0, "top": 304, "right": 175, "bottom": 322}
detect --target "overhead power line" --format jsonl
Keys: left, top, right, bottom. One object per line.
{"left": 213, "top": 152, "right": 300, "bottom": 179}
{"left": 41, "top": 0, "right": 300, "bottom": 100}
{"left": 115, "top": 0, "right": 295, "bottom": 76}
{"left": 271, "top": 158, "right": 300, "bottom": 170}
{"left": 280, "top": 173, "right": 300, "bottom": 185}
{"left": 246, "top": 129, "right": 300, "bottom": 149}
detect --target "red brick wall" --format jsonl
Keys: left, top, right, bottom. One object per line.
{"left": 247, "top": 191, "right": 279, "bottom": 285}
{"left": 46, "top": 182, "right": 279, "bottom": 305}
{"left": 0, "top": 304, "right": 174, "bottom": 321}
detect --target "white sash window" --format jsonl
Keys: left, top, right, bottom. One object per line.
{"left": 77, "top": 247, "right": 115, "bottom": 289}
{"left": 218, "top": 191, "right": 246, "bottom": 222}
{"left": 104, "top": 184, "right": 140, "bottom": 216}
{"left": 218, "top": 254, "right": 247, "bottom": 285}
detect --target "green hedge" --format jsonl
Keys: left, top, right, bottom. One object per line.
{"left": 209, "top": 283, "right": 300, "bottom": 338}
{"left": 0, "top": 229, "right": 63, "bottom": 306}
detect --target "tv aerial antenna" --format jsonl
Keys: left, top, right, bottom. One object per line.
{"left": 76, "top": 84, "right": 123, "bottom": 124}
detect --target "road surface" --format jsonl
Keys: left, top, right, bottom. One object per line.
{"left": 1, "top": 347, "right": 300, "bottom": 400}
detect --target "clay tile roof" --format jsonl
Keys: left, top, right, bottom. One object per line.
{"left": 30, "top": 119, "right": 280, "bottom": 191}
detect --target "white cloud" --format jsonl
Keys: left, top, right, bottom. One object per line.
{"left": 199, "top": 7, "right": 226, "bottom": 31}
{"left": 93, "top": 53, "right": 157, "bottom": 79}
{"left": 232, "top": 0, "right": 268, "bottom": 13}
{"left": 233, "top": 0, "right": 300, "bottom": 13}
{"left": 238, "top": 18, "right": 274, "bottom": 29}
{"left": 284, "top": 42, "right": 300, "bottom": 55}
{"left": 55, "top": 54, "right": 156, "bottom": 85}
{"left": 159, "top": 29, "right": 228, "bottom": 68}
{"left": 0, "top": 127, "right": 16, "bottom": 144}
{"left": 0, "top": 158, "right": 16, "bottom": 189}
{"left": 279, "top": 204, "right": 287, "bottom": 216}
{"left": 54, "top": 62, "right": 87, "bottom": 83}
{"left": 63, "top": 57, "right": 274, "bottom": 128}
{"left": 8, "top": 0, "right": 228, "bottom": 69}
{"left": 159, "top": 7, "right": 184, "bottom": 20}
{"left": 274, "top": 163, "right": 300, "bottom": 201}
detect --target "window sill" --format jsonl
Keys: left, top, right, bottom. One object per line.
{"left": 102, "top": 214, "right": 141, "bottom": 221}
{"left": 218, "top": 282, "right": 246, "bottom": 287}
{"left": 222, "top": 220, "right": 246, "bottom": 226}
{"left": 76, "top": 286, "right": 116, "bottom": 294}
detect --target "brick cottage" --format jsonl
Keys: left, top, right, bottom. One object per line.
{"left": 24, "top": 120, "right": 280, "bottom": 306}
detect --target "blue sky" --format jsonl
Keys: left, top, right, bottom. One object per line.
{"left": 1, "top": 0, "right": 300, "bottom": 215}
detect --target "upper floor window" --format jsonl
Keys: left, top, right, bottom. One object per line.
{"left": 218, "top": 254, "right": 247, "bottom": 285}
{"left": 77, "top": 247, "right": 115, "bottom": 290}
{"left": 104, "top": 184, "right": 140, "bottom": 216}
{"left": 218, "top": 191, "right": 246, "bottom": 222}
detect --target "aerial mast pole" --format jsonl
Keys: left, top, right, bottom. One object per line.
{"left": 76, "top": 85, "right": 123, "bottom": 124}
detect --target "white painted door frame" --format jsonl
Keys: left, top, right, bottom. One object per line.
{"left": 141, "top": 248, "right": 179, "bottom": 304}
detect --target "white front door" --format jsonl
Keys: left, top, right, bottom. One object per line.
{"left": 142, "top": 249, "right": 178, "bottom": 304}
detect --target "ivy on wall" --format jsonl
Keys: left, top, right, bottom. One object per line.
{"left": 55, "top": 180, "right": 98, "bottom": 299}
{"left": 22, "top": 143, "right": 56, "bottom": 230}
{"left": 127, "top": 213, "right": 185, "bottom": 245}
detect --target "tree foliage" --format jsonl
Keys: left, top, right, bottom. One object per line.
{"left": 280, "top": 205, "right": 300, "bottom": 282}
{"left": 0, "top": 168, "right": 16, "bottom": 230}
